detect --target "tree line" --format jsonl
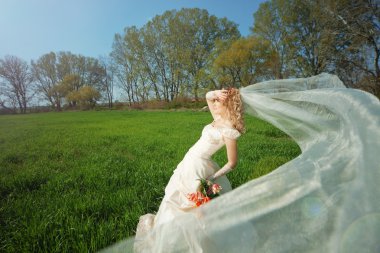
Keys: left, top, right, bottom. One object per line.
{"left": 1, "top": 0, "right": 378, "bottom": 114}
{"left": 0, "top": 52, "right": 113, "bottom": 113}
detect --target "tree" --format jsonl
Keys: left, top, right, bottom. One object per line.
{"left": 32, "top": 52, "right": 107, "bottom": 110}
{"left": 31, "top": 52, "right": 62, "bottom": 110}
{"left": 141, "top": 11, "right": 181, "bottom": 102}
{"left": 0, "top": 89, "right": 17, "bottom": 113}
{"left": 324, "top": 0, "right": 380, "bottom": 96}
{"left": 253, "top": 0, "right": 337, "bottom": 77}
{"left": 55, "top": 74, "right": 81, "bottom": 107}
{"left": 111, "top": 8, "right": 240, "bottom": 102}
{"left": 0, "top": 55, "right": 34, "bottom": 113}
{"left": 168, "top": 8, "right": 240, "bottom": 99}
{"left": 252, "top": 0, "right": 295, "bottom": 78}
{"left": 78, "top": 86, "right": 101, "bottom": 108}
{"left": 213, "top": 37, "right": 274, "bottom": 87}
{"left": 112, "top": 27, "right": 148, "bottom": 104}
{"left": 99, "top": 56, "right": 115, "bottom": 108}
{"left": 251, "top": 0, "right": 380, "bottom": 96}
{"left": 286, "top": 0, "right": 337, "bottom": 76}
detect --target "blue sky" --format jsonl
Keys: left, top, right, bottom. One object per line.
{"left": 0, "top": 0, "right": 264, "bottom": 62}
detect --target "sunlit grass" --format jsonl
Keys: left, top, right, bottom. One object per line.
{"left": 0, "top": 110, "right": 300, "bottom": 252}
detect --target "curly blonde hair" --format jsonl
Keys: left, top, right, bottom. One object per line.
{"left": 224, "top": 88, "right": 245, "bottom": 133}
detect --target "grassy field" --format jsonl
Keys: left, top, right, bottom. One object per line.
{"left": 0, "top": 110, "right": 300, "bottom": 252}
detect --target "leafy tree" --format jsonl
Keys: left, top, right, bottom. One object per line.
{"left": 54, "top": 74, "right": 81, "bottom": 107}
{"left": 111, "top": 8, "right": 240, "bottom": 102}
{"left": 251, "top": 0, "right": 380, "bottom": 96}
{"left": 65, "top": 90, "right": 82, "bottom": 107}
{"left": 31, "top": 52, "right": 62, "bottom": 110}
{"left": 168, "top": 8, "right": 240, "bottom": 99}
{"left": 78, "top": 86, "right": 101, "bottom": 108}
{"left": 286, "top": 0, "right": 337, "bottom": 76}
{"left": 252, "top": 0, "right": 295, "bottom": 78}
{"left": 32, "top": 52, "right": 107, "bottom": 110}
{"left": 213, "top": 36, "right": 274, "bottom": 87}
{"left": 253, "top": 0, "right": 336, "bottom": 77}
{"left": 324, "top": 0, "right": 380, "bottom": 96}
{"left": 112, "top": 27, "right": 149, "bottom": 104}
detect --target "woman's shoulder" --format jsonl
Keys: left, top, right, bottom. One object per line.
{"left": 219, "top": 127, "right": 241, "bottom": 140}
{"left": 213, "top": 124, "right": 241, "bottom": 140}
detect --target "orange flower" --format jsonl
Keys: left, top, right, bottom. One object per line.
{"left": 187, "top": 193, "right": 197, "bottom": 202}
{"left": 188, "top": 178, "right": 222, "bottom": 207}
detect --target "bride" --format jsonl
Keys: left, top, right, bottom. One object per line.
{"left": 134, "top": 88, "right": 245, "bottom": 243}
{"left": 101, "top": 73, "right": 380, "bottom": 253}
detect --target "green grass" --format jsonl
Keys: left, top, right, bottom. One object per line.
{"left": 0, "top": 110, "right": 300, "bottom": 252}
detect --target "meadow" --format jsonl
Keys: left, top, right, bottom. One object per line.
{"left": 0, "top": 110, "right": 300, "bottom": 252}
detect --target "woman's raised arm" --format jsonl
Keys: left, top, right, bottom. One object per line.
{"left": 206, "top": 90, "right": 228, "bottom": 120}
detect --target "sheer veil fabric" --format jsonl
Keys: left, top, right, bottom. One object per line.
{"left": 100, "top": 73, "right": 380, "bottom": 253}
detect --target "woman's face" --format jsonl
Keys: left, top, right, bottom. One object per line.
{"left": 212, "top": 98, "right": 227, "bottom": 116}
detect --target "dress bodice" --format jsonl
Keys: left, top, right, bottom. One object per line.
{"left": 186, "top": 124, "right": 241, "bottom": 159}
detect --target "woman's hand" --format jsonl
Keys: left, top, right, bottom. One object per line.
{"left": 214, "top": 89, "right": 228, "bottom": 102}
{"left": 206, "top": 89, "right": 229, "bottom": 120}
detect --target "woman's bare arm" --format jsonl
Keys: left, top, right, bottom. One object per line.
{"left": 207, "top": 136, "right": 237, "bottom": 180}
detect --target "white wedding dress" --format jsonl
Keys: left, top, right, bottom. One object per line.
{"left": 100, "top": 73, "right": 380, "bottom": 253}
{"left": 153, "top": 124, "right": 240, "bottom": 225}
{"left": 133, "top": 124, "right": 241, "bottom": 252}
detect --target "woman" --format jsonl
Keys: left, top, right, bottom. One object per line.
{"left": 135, "top": 88, "right": 245, "bottom": 239}
{"left": 103, "top": 73, "right": 379, "bottom": 253}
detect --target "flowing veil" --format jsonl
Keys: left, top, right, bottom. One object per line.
{"left": 100, "top": 73, "right": 380, "bottom": 253}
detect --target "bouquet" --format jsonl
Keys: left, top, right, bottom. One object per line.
{"left": 187, "top": 178, "right": 222, "bottom": 207}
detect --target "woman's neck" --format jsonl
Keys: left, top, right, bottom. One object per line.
{"left": 213, "top": 115, "right": 232, "bottom": 127}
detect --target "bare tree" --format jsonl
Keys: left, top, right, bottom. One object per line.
{"left": 99, "top": 56, "right": 115, "bottom": 108}
{"left": 0, "top": 91, "right": 17, "bottom": 113}
{"left": 0, "top": 55, "right": 34, "bottom": 113}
